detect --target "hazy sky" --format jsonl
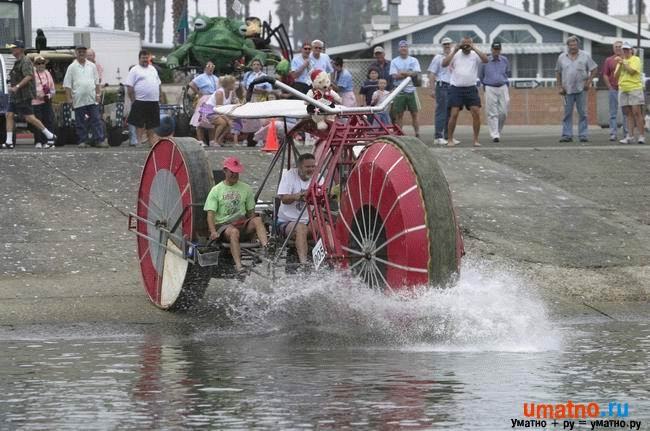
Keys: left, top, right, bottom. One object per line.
{"left": 32, "top": 0, "right": 638, "bottom": 46}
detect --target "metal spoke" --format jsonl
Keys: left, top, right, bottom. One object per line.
{"left": 371, "top": 185, "right": 418, "bottom": 247}
{"left": 366, "top": 143, "right": 387, "bottom": 242}
{"left": 341, "top": 245, "right": 366, "bottom": 257}
{"left": 372, "top": 256, "right": 428, "bottom": 273}
{"left": 139, "top": 198, "right": 163, "bottom": 221}
{"left": 371, "top": 259, "right": 392, "bottom": 292}
{"left": 138, "top": 245, "right": 150, "bottom": 263}
{"left": 371, "top": 155, "right": 403, "bottom": 248}
{"left": 339, "top": 197, "right": 365, "bottom": 251}
{"left": 373, "top": 225, "right": 427, "bottom": 255}
{"left": 356, "top": 163, "right": 370, "bottom": 242}
{"left": 349, "top": 257, "right": 366, "bottom": 271}
{"left": 167, "top": 183, "right": 190, "bottom": 229}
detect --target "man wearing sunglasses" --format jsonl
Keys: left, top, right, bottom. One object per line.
{"left": 291, "top": 42, "right": 313, "bottom": 94}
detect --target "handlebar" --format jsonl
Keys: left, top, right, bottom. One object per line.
{"left": 244, "top": 75, "right": 413, "bottom": 115}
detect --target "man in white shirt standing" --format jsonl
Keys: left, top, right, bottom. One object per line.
{"left": 442, "top": 36, "right": 488, "bottom": 147}
{"left": 309, "top": 40, "right": 333, "bottom": 76}
{"left": 428, "top": 37, "right": 457, "bottom": 145}
{"left": 125, "top": 50, "right": 162, "bottom": 146}
{"left": 276, "top": 153, "right": 317, "bottom": 268}
{"left": 63, "top": 44, "right": 107, "bottom": 148}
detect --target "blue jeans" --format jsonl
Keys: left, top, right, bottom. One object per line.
{"left": 562, "top": 92, "right": 587, "bottom": 139}
{"left": 74, "top": 104, "right": 104, "bottom": 144}
{"left": 435, "top": 84, "right": 450, "bottom": 139}
{"left": 608, "top": 89, "right": 628, "bottom": 136}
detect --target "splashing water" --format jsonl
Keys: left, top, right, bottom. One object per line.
{"left": 209, "top": 258, "right": 561, "bottom": 352}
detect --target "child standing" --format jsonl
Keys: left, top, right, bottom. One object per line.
{"left": 371, "top": 79, "right": 391, "bottom": 125}
{"left": 359, "top": 68, "right": 380, "bottom": 106}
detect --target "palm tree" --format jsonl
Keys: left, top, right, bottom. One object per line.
{"left": 155, "top": 0, "right": 165, "bottom": 43}
{"left": 89, "top": 0, "right": 97, "bottom": 26}
{"left": 428, "top": 0, "right": 444, "bottom": 14}
{"left": 114, "top": 0, "right": 125, "bottom": 30}
{"left": 67, "top": 0, "right": 76, "bottom": 26}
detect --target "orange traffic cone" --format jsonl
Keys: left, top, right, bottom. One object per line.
{"left": 261, "top": 119, "right": 279, "bottom": 152}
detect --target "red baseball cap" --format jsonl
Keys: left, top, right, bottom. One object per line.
{"left": 223, "top": 156, "right": 244, "bottom": 173}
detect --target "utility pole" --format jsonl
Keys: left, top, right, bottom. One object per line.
{"left": 637, "top": 0, "right": 642, "bottom": 50}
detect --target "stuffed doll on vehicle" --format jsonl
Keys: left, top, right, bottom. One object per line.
{"left": 306, "top": 69, "right": 342, "bottom": 130}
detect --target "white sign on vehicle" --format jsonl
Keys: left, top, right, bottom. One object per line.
{"left": 312, "top": 238, "right": 326, "bottom": 270}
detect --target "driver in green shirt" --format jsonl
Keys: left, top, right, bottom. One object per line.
{"left": 204, "top": 157, "right": 269, "bottom": 276}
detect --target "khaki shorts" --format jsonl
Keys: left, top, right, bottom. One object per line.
{"left": 619, "top": 89, "right": 645, "bottom": 107}
{"left": 392, "top": 92, "right": 420, "bottom": 114}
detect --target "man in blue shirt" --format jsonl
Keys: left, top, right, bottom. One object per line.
{"left": 369, "top": 46, "right": 393, "bottom": 91}
{"left": 479, "top": 42, "right": 511, "bottom": 143}
{"left": 332, "top": 57, "right": 356, "bottom": 107}
{"left": 390, "top": 40, "right": 422, "bottom": 138}
{"left": 428, "top": 37, "right": 456, "bottom": 145}
{"left": 291, "top": 41, "right": 313, "bottom": 94}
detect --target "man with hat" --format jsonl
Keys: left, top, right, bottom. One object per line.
{"left": 2, "top": 40, "right": 57, "bottom": 149}
{"left": 204, "top": 157, "right": 270, "bottom": 277}
{"left": 479, "top": 41, "right": 511, "bottom": 143}
{"left": 427, "top": 37, "right": 457, "bottom": 145}
{"left": 63, "top": 44, "right": 107, "bottom": 148}
{"left": 615, "top": 41, "right": 646, "bottom": 144}
{"left": 390, "top": 40, "right": 422, "bottom": 138}
{"left": 369, "top": 46, "right": 393, "bottom": 91}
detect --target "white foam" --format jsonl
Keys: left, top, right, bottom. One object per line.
{"left": 210, "top": 258, "right": 562, "bottom": 352}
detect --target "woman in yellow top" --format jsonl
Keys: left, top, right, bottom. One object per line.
{"left": 614, "top": 42, "right": 645, "bottom": 144}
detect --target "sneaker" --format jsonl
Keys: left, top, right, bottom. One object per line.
{"left": 579, "top": 137, "right": 589, "bottom": 143}
{"left": 78, "top": 142, "right": 88, "bottom": 148}
{"left": 638, "top": 136, "right": 645, "bottom": 144}
{"left": 35, "top": 143, "right": 43, "bottom": 149}
{"left": 47, "top": 134, "right": 57, "bottom": 147}
{"left": 2, "top": 142, "right": 15, "bottom": 149}
{"left": 44, "top": 143, "right": 54, "bottom": 149}
{"left": 609, "top": 134, "right": 616, "bottom": 142}
{"left": 434, "top": 138, "right": 447, "bottom": 145}
{"left": 619, "top": 136, "right": 631, "bottom": 145}
{"left": 492, "top": 137, "right": 500, "bottom": 143}
{"left": 558, "top": 136, "right": 573, "bottom": 143}
{"left": 95, "top": 139, "right": 109, "bottom": 148}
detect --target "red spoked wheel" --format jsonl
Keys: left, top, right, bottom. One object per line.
{"left": 136, "top": 137, "right": 213, "bottom": 310}
{"left": 335, "top": 136, "right": 462, "bottom": 291}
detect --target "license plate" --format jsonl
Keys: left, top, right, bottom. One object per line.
{"left": 312, "top": 238, "right": 326, "bottom": 270}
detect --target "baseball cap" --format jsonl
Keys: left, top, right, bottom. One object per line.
{"left": 223, "top": 157, "right": 244, "bottom": 173}
{"left": 398, "top": 40, "right": 408, "bottom": 48}
{"left": 622, "top": 41, "right": 632, "bottom": 50}
{"left": 441, "top": 37, "right": 453, "bottom": 45}
{"left": 491, "top": 42, "right": 502, "bottom": 49}
{"left": 6, "top": 40, "right": 25, "bottom": 49}
{"left": 373, "top": 46, "right": 384, "bottom": 54}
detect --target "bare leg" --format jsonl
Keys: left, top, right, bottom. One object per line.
{"left": 24, "top": 114, "right": 46, "bottom": 131}
{"left": 632, "top": 105, "right": 644, "bottom": 138}
{"left": 447, "top": 107, "right": 460, "bottom": 146}
{"left": 623, "top": 106, "right": 634, "bottom": 139}
{"left": 293, "top": 222, "right": 309, "bottom": 264}
{"left": 6, "top": 111, "right": 14, "bottom": 132}
{"left": 136, "top": 127, "right": 146, "bottom": 144}
{"left": 223, "top": 227, "right": 243, "bottom": 270}
{"left": 196, "top": 127, "right": 205, "bottom": 144}
{"left": 470, "top": 106, "right": 481, "bottom": 145}
{"left": 245, "top": 216, "right": 268, "bottom": 247}
{"left": 394, "top": 111, "right": 405, "bottom": 128}
{"left": 411, "top": 111, "right": 419, "bottom": 137}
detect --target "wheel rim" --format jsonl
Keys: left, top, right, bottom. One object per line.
{"left": 136, "top": 139, "right": 194, "bottom": 308}
{"left": 335, "top": 137, "right": 458, "bottom": 290}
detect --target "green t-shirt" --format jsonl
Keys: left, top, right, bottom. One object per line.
{"left": 203, "top": 181, "right": 255, "bottom": 225}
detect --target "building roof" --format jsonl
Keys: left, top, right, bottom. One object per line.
{"left": 545, "top": 4, "right": 650, "bottom": 39}
{"left": 328, "top": 0, "right": 650, "bottom": 55}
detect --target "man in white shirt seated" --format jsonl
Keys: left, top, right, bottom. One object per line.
{"left": 276, "top": 153, "right": 317, "bottom": 267}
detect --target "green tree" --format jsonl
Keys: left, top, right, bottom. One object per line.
{"left": 114, "top": 0, "right": 125, "bottom": 30}
{"left": 67, "top": 0, "right": 76, "bottom": 26}
{"left": 428, "top": 0, "right": 444, "bottom": 14}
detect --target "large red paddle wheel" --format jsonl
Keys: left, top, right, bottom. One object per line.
{"left": 132, "top": 138, "right": 213, "bottom": 309}
{"left": 305, "top": 115, "right": 462, "bottom": 291}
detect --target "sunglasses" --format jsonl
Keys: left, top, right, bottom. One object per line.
{"left": 303, "top": 47, "right": 311, "bottom": 50}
